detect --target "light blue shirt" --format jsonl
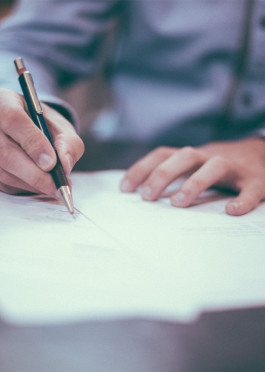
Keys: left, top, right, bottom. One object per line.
{"left": 1, "top": 0, "right": 265, "bottom": 146}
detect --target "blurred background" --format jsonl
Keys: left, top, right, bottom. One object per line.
{"left": 0, "top": 0, "right": 15, "bottom": 19}
{"left": 0, "top": 0, "right": 110, "bottom": 146}
{"left": 0, "top": 0, "right": 151, "bottom": 170}
{"left": 1, "top": 0, "right": 139, "bottom": 171}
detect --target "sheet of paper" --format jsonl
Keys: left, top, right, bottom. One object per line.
{"left": 0, "top": 170, "right": 264, "bottom": 325}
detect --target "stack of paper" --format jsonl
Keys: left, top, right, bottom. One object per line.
{"left": 0, "top": 170, "right": 264, "bottom": 325}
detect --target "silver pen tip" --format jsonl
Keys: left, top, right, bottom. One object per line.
{"left": 59, "top": 186, "right": 75, "bottom": 216}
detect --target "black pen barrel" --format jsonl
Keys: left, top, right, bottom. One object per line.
{"left": 19, "top": 74, "right": 69, "bottom": 189}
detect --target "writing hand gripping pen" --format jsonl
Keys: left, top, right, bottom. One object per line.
{"left": 14, "top": 57, "right": 74, "bottom": 216}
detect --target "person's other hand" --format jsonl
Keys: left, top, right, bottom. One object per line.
{"left": 120, "top": 137, "right": 265, "bottom": 216}
{"left": 0, "top": 88, "right": 84, "bottom": 197}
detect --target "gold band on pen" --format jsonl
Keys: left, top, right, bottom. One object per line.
{"left": 14, "top": 58, "right": 43, "bottom": 114}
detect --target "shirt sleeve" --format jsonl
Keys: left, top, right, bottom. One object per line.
{"left": 0, "top": 0, "right": 122, "bottom": 125}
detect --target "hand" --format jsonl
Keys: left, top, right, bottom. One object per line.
{"left": 0, "top": 88, "right": 84, "bottom": 197}
{"left": 120, "top": 138, "right": 265, "bottom": 216}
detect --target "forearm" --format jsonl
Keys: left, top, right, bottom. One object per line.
{"left": 0, "top": 0, "right": 121, "bottom": 106}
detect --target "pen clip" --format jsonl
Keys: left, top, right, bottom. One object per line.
{"left": 23, "top": 72, "right": 43, "bottom": 114}
{"left": 14, "top": 58, "right": 43, "bottom": 114}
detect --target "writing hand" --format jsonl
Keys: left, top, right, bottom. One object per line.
{"left": 120, "top": 138, "right": 265, "bottom": 216}
{"left": 0, "top": 88, "right": 84, "bottom": 196}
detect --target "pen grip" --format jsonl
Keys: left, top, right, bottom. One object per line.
{"left": 50, "top": 156, "right": 69, "bottom": 188}
{"left": 36, "top": 115, "right": 69, "bottom": 188}
{"left": 19, "top": 75, "right": 53, "bottom": 140}
{"left": 32, "top": 114, "right": 69, "bottom": 188}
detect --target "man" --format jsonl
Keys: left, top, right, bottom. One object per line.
{"left": 0, "top": 0, "right": 265, "bottom": 216}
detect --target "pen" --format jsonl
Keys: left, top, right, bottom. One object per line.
{"left": 14, "top": 57, "right": 75, "bottom": 216}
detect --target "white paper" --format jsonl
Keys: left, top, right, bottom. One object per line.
{"left": 0, "top": 170, "right": 264, "bottom": 325}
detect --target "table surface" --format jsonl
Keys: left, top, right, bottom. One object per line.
{"left": 1, "top": 306, "right": 265, "bottom": 372}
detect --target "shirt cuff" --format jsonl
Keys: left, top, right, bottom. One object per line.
{"left": 0, "top": 51, "right": 80, "bottom": 132}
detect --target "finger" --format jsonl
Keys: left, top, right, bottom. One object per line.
{"left": 0, "top": 168, "right": 40, "bottom": 194}
{"left": 140, "top": 146, "right": 206, "bottom": 201}
{"left": 171, "top": 156, "right": 231, "bottom": 208}
{"left": 0, "top": 181, "right": 30, "bottom": 196}
{"left": 53, "top": 133, "right": 85, "bottom": 176}
{"left": 0, "top": 134, "right": 57, "bottom": 196}
{"left": 226, "top": 181, "right": 264, "bottom": 216}
{"left": 43, "top": 106, "right": 85, "bottom": 176}
{"left": 120, "top": 146, "right": 176, "bottom": 192}
{"left": 2, "top": 107, "right": 57, "bottom": 172}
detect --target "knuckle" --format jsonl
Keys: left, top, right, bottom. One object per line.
{"left": 189, "top": 177, "right": 204, "bottom": 190}
{"left": 23, "top": 131, "right": 46, "bottom": 155}
{"left": 152, "top": 166, "right": 171, "bottom": 181}
{"left": 181, "top": 146, "right": 197, "bottom": 161}
{"left": 31, "top": 173, "right": 51, "bottom": 193}
{"left": 211, "top": 155, "right": 227, "bottom": 168}
{"left": 1, "top": 107, "right": 22, "bottom": 132}
{"left": 153, "top": 146, "right": 173, "bottom": 159}
{"left": 30, "top": 175, "right": 43, "bottom": 191}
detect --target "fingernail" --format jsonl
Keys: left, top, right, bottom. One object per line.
{"left": 66, "top": 154, "right": 74, "bottom": 175}
{"left": 141, "top": 186, "right": 152, "bottom": 200}
{"left": 38, "top": 153, "right": 54, "bottom": 171}
{"left": 120, "top": 178, "right": 131, "bottom": 192}
{"left": 227, "top": 202, "right": 239, "bottom": 215}
{"left": 172, "top": 192, "right": 187, "bottom": 206}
